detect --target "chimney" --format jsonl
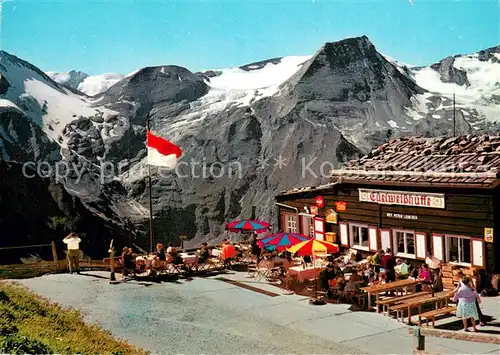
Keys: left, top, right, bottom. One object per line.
{"left": 251, "top": 206, "right": 256, "bottom": 220}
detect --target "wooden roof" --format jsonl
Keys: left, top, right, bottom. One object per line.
{"left": 330, "top": 135, "right": 500, "bottom": 188}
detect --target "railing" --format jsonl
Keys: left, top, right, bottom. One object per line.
{"left": 0, "top": 241, "right": 68, "bottom": 278}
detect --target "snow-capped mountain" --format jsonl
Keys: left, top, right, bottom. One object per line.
{"left": 46, "top": 70, "right": 89, "bottom": 91}
{"left": 1, "top": 36, "right": 499, "bottom": 253}
{"left": 47, "top": 70, "right": 125, "bottom": 96}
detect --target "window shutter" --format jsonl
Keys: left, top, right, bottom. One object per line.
{"left": 339, "top": 222, "right": 348, "bottom": 247}
{"left": 432, "top": 234, "right": 444, "bottom": 261}
{"left": 280, "top": 212, "right": 286, "bottom": 232}
{"left": 368, "top": 227, "right": 378, "bottom": 252}
{"left": 380, "top": 229, "right": 391, "bottom": 251}
{"left": 471, "top": 239, "right": 485, "bottom": 268}
{"left": 415, "top": 232, "right": 427, "bottom": 260}
{"left": 314, "top": 217, "right": 325, "bottom": 241}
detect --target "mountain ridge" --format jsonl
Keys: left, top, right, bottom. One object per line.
{"left": 1, "top": 36, "right": 499, "bottom": 255}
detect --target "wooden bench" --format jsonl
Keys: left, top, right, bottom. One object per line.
{"left": 376, "top": 292, "right": 429, "bottom": 314}
{"left": 388, "top": 302, "right": 412, "bottom": 322}
{"left": 418, "top": 306, "right": 456, "bottom": 327}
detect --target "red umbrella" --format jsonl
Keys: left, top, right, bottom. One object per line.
{"left": 226, "top": 220, "right": 271, "bottom": 233}
{"left": 257, "top": 232, "right": 311, "bottom": 251}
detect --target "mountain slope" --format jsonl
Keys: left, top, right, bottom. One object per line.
{"left": 1, "top": 37, "right": 499, "bottom": 252}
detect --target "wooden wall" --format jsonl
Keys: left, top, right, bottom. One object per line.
{"left": 277, "top": 183, "right": 496, "bottom": 273}
{"left": 277, "top": 185, "right": 493, "bottom": 238}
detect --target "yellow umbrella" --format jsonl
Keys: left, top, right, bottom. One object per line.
{"left": 287, "top": 239, "right": 340, "bottom": 303}
{"left": 287, "top": 239, "right": 339, "bottom": 256}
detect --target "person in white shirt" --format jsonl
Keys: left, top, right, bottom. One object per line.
{"left": 63, "top": 233, "right": 81, "bottom": 274}
{"left": 425, "top": 252, "right": 441, "bottom": 282}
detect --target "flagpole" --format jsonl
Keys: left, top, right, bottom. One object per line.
{"left": 147, "top": 118, "right": 154, "bottom": 253}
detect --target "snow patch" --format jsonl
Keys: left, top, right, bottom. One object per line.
{"left": 387, "top": 120, "right": 399, "bottom": 128}
{"left": 46, "top": 71, "right": 71, "bottom": 83}
{"left": 78, "top": 73, "right": 125, "bottom": 96}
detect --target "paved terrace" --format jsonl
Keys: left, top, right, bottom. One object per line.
{"left": 15, "top": 271, "right": 500, "bottom": 354}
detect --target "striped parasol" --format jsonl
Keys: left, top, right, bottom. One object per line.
{"left": 257, "top": 232, "right": 311, "bottom": 251}
{"left": 226, "top": 219, "right": 271, "bottom": 233}
{"left": 287, "top": 239, "right": 339, "bottom": 256}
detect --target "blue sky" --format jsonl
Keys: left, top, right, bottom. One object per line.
{"left": 1, "top": 0, "right": 498, "bottom": 75}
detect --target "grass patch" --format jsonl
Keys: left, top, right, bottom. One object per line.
{"left": 0, "top": 282, "right": 148, "bottom": 354}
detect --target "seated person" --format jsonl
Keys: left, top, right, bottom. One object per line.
{"left": 377, "top": 271, "right": 387, "bottom": 285}
{"left": 303, "top": 255, "right": 312, "bottom": 266}
{"left": 221, "top": 240, "right": 237, "bottom": 265}
{"left": 121, "top": 247, "right": 135, "bottom": 276}
{"left": 335, "top": 275, "right": 346, "bottom": 291}
{"left": 278, "top": 250, "right": 292, "bottom": 261}
{"left": 168, "top": 247, "right": 184, "bottom": 265}
{"left": 416, "top": 264, "right": 432, "bottom": 292}
{"left": 152, "top": 243, "right": 166, "bottom": 268}
{"left": 319, "top": 263, "right": 336, "bottom": 298}
{"left": 395, "top": 258, "right": 409, "bottom": 279}
{"left": 197, "top": 242, "right": 210, "bottom": 263}
{"left": 156, "top": 243, "right": 166, "bottom": 261}
{"left": 432, "top": 268, "right": 444, "bottom": 292}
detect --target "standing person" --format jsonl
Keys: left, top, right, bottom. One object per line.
{"left": 63, "top": 232, "right": 81, "bottom": 274}
{"left": 381, "top": 248, "right": 396, "bottom": 283}
{"left": 250, "top": 232, "right": 261, "bottom": 263}
{"left": 454, "top": 277, "right": 481, "bottom": 332}
{"left": 425, "top": 252, "right": 441, "bottom": 282}
{"left": 452, "top": 272, "right": 486, "bottom": 326}
{"left": 371, "top": 250, "right": 383, "bottom": 280}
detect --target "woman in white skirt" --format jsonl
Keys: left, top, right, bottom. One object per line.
{"left": 453, "top": 277, "right": 481, "bottom": 332}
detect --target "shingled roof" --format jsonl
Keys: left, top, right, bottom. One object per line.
{"left": 329, "top": 135, "right": 500, "bottom": 188}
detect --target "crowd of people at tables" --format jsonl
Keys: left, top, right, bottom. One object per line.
{"left": 119, "top": 239, "right": 245, "bottom": 276}
{"left": 120, "top": 236, "right": 486, "bottom": 330}
{"left": 314, "top": 248, "right": 446, "bottom": 300}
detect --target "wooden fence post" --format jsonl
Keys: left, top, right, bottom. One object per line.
{"left": 51, "top": 241, "right": 59, "bottom": 272}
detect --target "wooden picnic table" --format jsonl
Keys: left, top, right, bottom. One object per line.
{"left": 362, "top": 279, "right": 420, "bottom": 312}
{"left": 376, "top": 291, "right": 430, "bottom": 315}
{"left": 390, "top": 291, "right": 452, "bottom": 324}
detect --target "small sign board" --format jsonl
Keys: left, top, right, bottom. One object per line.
{"left": 335, "top": 201, "right": 347, "bottom": 212}
{"left": 325, "top": 209, "right": 338, "bottom": 224}
{"left": 386, "top": 212, "right": 418, "bottom": 220}
{"left": 484, "top": 227, "right": 494, "bottom": 243}
{"left": 315, "top": 196, "right": 325, "bottom": 208}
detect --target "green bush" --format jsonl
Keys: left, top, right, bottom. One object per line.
{"left": 0, "top": 334, "right": 52, "bottom": 354}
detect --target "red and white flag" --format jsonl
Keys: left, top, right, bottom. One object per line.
{"left": 147, "top": 130, "right": 182, "bottom": 168}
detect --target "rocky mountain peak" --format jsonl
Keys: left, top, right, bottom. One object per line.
{"left": 102, "top": 65, "right": 209, "bottom": 106}
{"left": 430, "top": 56, "right": 471, "bottom": 87}
{"left": 477, "top": 45, "right": 500, "bottom": 63}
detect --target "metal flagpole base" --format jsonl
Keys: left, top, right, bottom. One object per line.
{"left": 110, "top": 272, "right": 118, "bottom": 284}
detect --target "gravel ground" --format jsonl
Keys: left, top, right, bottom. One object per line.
{"left": 16, "top": 273, "right": 363, "bottom": 354}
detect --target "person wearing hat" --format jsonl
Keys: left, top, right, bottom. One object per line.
{"left": 63, "top": 232, "right": 81, "bottom": 274}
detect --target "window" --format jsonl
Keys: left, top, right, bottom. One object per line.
{"left": 446, "top": 235, "right": 471, "bottom": 265}
{"left": 349, "top": 224, "right": 369, "bottom": 250}
{"left": 300, "top": 215, "right": 315, "bottom": 237}
{"left": 285, "top": 214, "right": 298, "bottom": 233}
{"left": 393, "top": 230, "right": 415, "bottom": 257}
